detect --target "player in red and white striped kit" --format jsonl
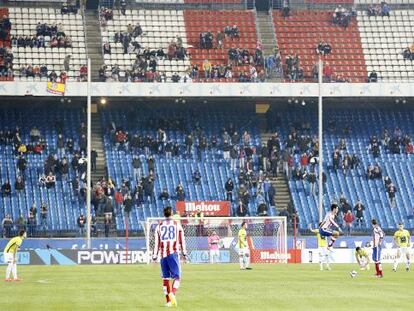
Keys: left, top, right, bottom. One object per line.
{"left": 371, "top": 219, "right": 385, "bottom": 278}
{"left": 152, "top": 206, "right": 187, "bottom": 307}
{"left": 319, "top": 204, "right": 342, "bottom": 250}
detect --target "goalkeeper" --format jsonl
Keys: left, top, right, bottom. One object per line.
{"left": 238, "top": 222, "right": 252, "bottom": 270}
{"left": 355, "top": 247, "right": 370, "bottom": 271}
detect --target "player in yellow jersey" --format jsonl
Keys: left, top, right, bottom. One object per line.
{"left": 392, "top": 223, "right": 411, "bottom": 272}
{"left": 4, "top": 229, "right": 26, "bottom": 282}
{"left": 238, "top": 222, "right": 251, "bottom": 270}
{"left": 311, "top": 224, "right": 330, "bottom": 271}
{"left": 355, "top": 247, "right": 370, "bottom": 271}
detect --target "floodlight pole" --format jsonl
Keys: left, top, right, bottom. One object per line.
{"left": 86, "top": 58, "right": 92, "bottom": 249}
{"left": 318, "top": 56, "right": 323, "bottom": 222}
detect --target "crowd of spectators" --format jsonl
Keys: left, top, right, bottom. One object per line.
{"left": 11, "top": 22, "right": 73, "bottom": 49}
{"left": 367, "top": 2, "right": 391, "bottom": 17}
{"left": 99, "top": 7, "right": 114, "bottom": 27}
{"left": 60, "top": 0, "right": 79, "bottom": 15}
{"left": 0, "top": 117, "right": 89, "bottom": 236}
{"left": 316, "top": 41, "right": 332, "bottom": 56}
{"left": 0, "top": 14, "right": 11, "bottom": 40}
{"left": 284, "top": 52, "right": 304, "bottom": 81}
{"left": 0, "top": 15, "right": 13, "bottom": 78}
{"left": 332, "top": 5, "right": 356, "bottom": 29}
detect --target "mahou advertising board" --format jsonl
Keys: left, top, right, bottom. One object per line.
{"left": 176, "top": 201, "right": 231, "bottom": 216}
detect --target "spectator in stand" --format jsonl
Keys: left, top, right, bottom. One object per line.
{"left": 225, "top": 178, "right": 234, "bottom": 202}
{"left": 102, "top": 214, "right": 111, "bottom": 237}
{"left": 17, "top": 155, "right": 27, "bottom": 175}
{"left": 236, "top": 200, "right": 249, "bottom": 217}
{"left": 192, "top": 170, "right": 201, "bottom": 184}
{"left": 323, "top": 62, "right": 333, "bottom": 82}
{"left": 1, "top": 179, "right": 11, "bottom": 197}
{"left": 176, "top": 183, "right": 185, "bottom": 201}
{"left": 45, "top": 172, "right": 56, "bottom": 189}
{"left": 77, "top": 214, "right": 85, "bottom": 236}
{"left": 216, "top": 31, "right": 224, "bottom": 49}
{"left": 368, "top": 70, "right": 378, "bottom": 82}
{"left": 132, "top": 156, "right": 142, "bottom": 181}
{"left": 120, "top": 0, "right": 127, "bottom": 15}
{"left": 2, "top": 214, "right": 13, "bottom": 238}
{"left": 308, "top": 171, "right": 316, "bottom": 195}
{"left": 27, "top": 212, "right": 36, "bottom": 237}
{"left": 381, "top": 2, "right": 391, "bottom": 17}
{"left": 402, "top": 46, "right": 414, "bottom": 60}
{"left": 159, "top": 188, "right": 169, "bottom": 201}
{"left": 282, "top": 0, "right": 290, "bottom": 17}
{"left": 354, "top": 200, "right": 365, "bottom": 227}
{"left": 64, "top": 55, "right": 71, "bottom": 72}
{"left": 40, "top": 202, "right": 48, "bottom": 232}
{"left": 103, "top": 42, "right": 111, "bottom": 54}
{"left": 387, "top": 183, "right": 397, "bottom": 208}
{"left": 343, "top": 210, "right": 354, "bottom": 236}
{"left": 203, "top": 59, "right": 212, "bottom": 79}
{"left": 316, "top": 41, "right": 332, "bottom": 56}
{"left": 15, "top": 176, "right": 25, "bottom": 194}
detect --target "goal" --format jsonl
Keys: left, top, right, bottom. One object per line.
{"left": 144, "top": 217, "right": 287, "bottom": 264}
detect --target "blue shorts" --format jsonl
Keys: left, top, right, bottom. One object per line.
{"left": 319, "top": 228, "right": 333, "bottom": 237}
{"left": 372, "top": 247, "right": 381, "bottom": 262}
{"left": 160, "top": 253, "right": 181, "bottom": 280}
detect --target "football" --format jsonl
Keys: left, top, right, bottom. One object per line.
{"left": 349, "top": 270, "right": 358, "bottom": 278}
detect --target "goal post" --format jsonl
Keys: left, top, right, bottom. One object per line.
{"left": 144, "top": 217, "right": 288, "bottom": 264}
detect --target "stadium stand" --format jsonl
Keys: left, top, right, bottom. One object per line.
{"left": 184, "top": 10, "right": 262, "bottom": 81}
{"left": 100, "top": 9, "right": 190, "bottom": 81}
{"left": 273, "top": 10, "right": 367, "bottom": 82}
{"left": 100, "top": 104, "right": 274, "bottom": 231}
{"left": 281, "top": 107, "right": 414, "bottom": 230}
{"left": 0, "top": 105, "right": 85, "bottom": 234}
{"left": 8, "top": 7, "right": 87, "bottom": 81}
{"left": 358, "top": 10, "right": 414, "bottom": 82}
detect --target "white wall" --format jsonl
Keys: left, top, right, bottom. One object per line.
{"left": 0, "top": 82, "right": 413, "bottom": 97}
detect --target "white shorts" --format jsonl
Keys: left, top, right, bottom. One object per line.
{"left": 238, "top": 247, "right": 249, "bottom": 256}
{"left": 398, "top": 247, "right": 411, "bottom": 256}
{"left": 3, "top": 252, "right": 13, "bottom": 263}
{"left": 210, "top": 249, "right": 219, "bottom": 258}
{"left": 318, "top": 247, "right": 328, "bottom": 257}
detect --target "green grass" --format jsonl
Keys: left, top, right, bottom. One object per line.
{"left": 1, "top": 264, "right": 413, "bottom": 311}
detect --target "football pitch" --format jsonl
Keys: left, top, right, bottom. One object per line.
{"left": 1, "top": 264, "right": 413, "bottom": 311}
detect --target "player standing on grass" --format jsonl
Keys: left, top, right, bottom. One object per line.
{"left": 392, "top": 222, "right": 411, "bottom": 272}
{"left": 208, "top": 231, "right": 221, "bottom": 264}
{"left": 319, "top": 204, "right": 342, "bottom": 250}
{"left": 238, "top": 221, "right": 252, "bottom": 270}
{"left": 311, "top": 224, "right": 330, "bottom": 270}
{"left": 152, "top": 206, "right": 187, "bottom": 307}
{"left": 355, "top": 247, "right": 370, "bottom": 271}
{"left": 4, "top": 229, "right": 26, "bottom": 282}
{"left": 371, "top": 219, "right": 384, "bottom": 278}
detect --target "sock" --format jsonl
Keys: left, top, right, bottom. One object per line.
{"left": 6, "top": 263, "right": 13, "bottom": 279}
{"left": 393, "top": 259, "right": 398, "bottom": 270}
{"left": 328, "top": 237, "right": 337, "bottom": 247}
{"left": 375, "top": 263, "right": 379, "bottom": 275}
{"left": 163, "top": 279, "right": 170, "bottom": 303}
{"left": 12, "top": 263, "right": 17, "bottom": 279}
{"left": 406, "top": 260, "right": 410, "bottom": 269}
{"left": 319, "top": 261, "right": 323, "bottom": 270}
{"left": 239, "top": 256, "right": 244, "bottom": 268}
{"left": 245, "top": 255, "right": 250, "bottom": 268}
{"left": 378, "top": 263, "right": 383, "bottom": 276}
{"left": 172, "top": 279, "right": 180, "bottom": 295}
{"left": 325, "top": 255, "right": 330, "bottom": 268}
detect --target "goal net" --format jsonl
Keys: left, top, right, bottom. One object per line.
{"left": 144, "top": 217, "right": 287, "bottom": 264}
